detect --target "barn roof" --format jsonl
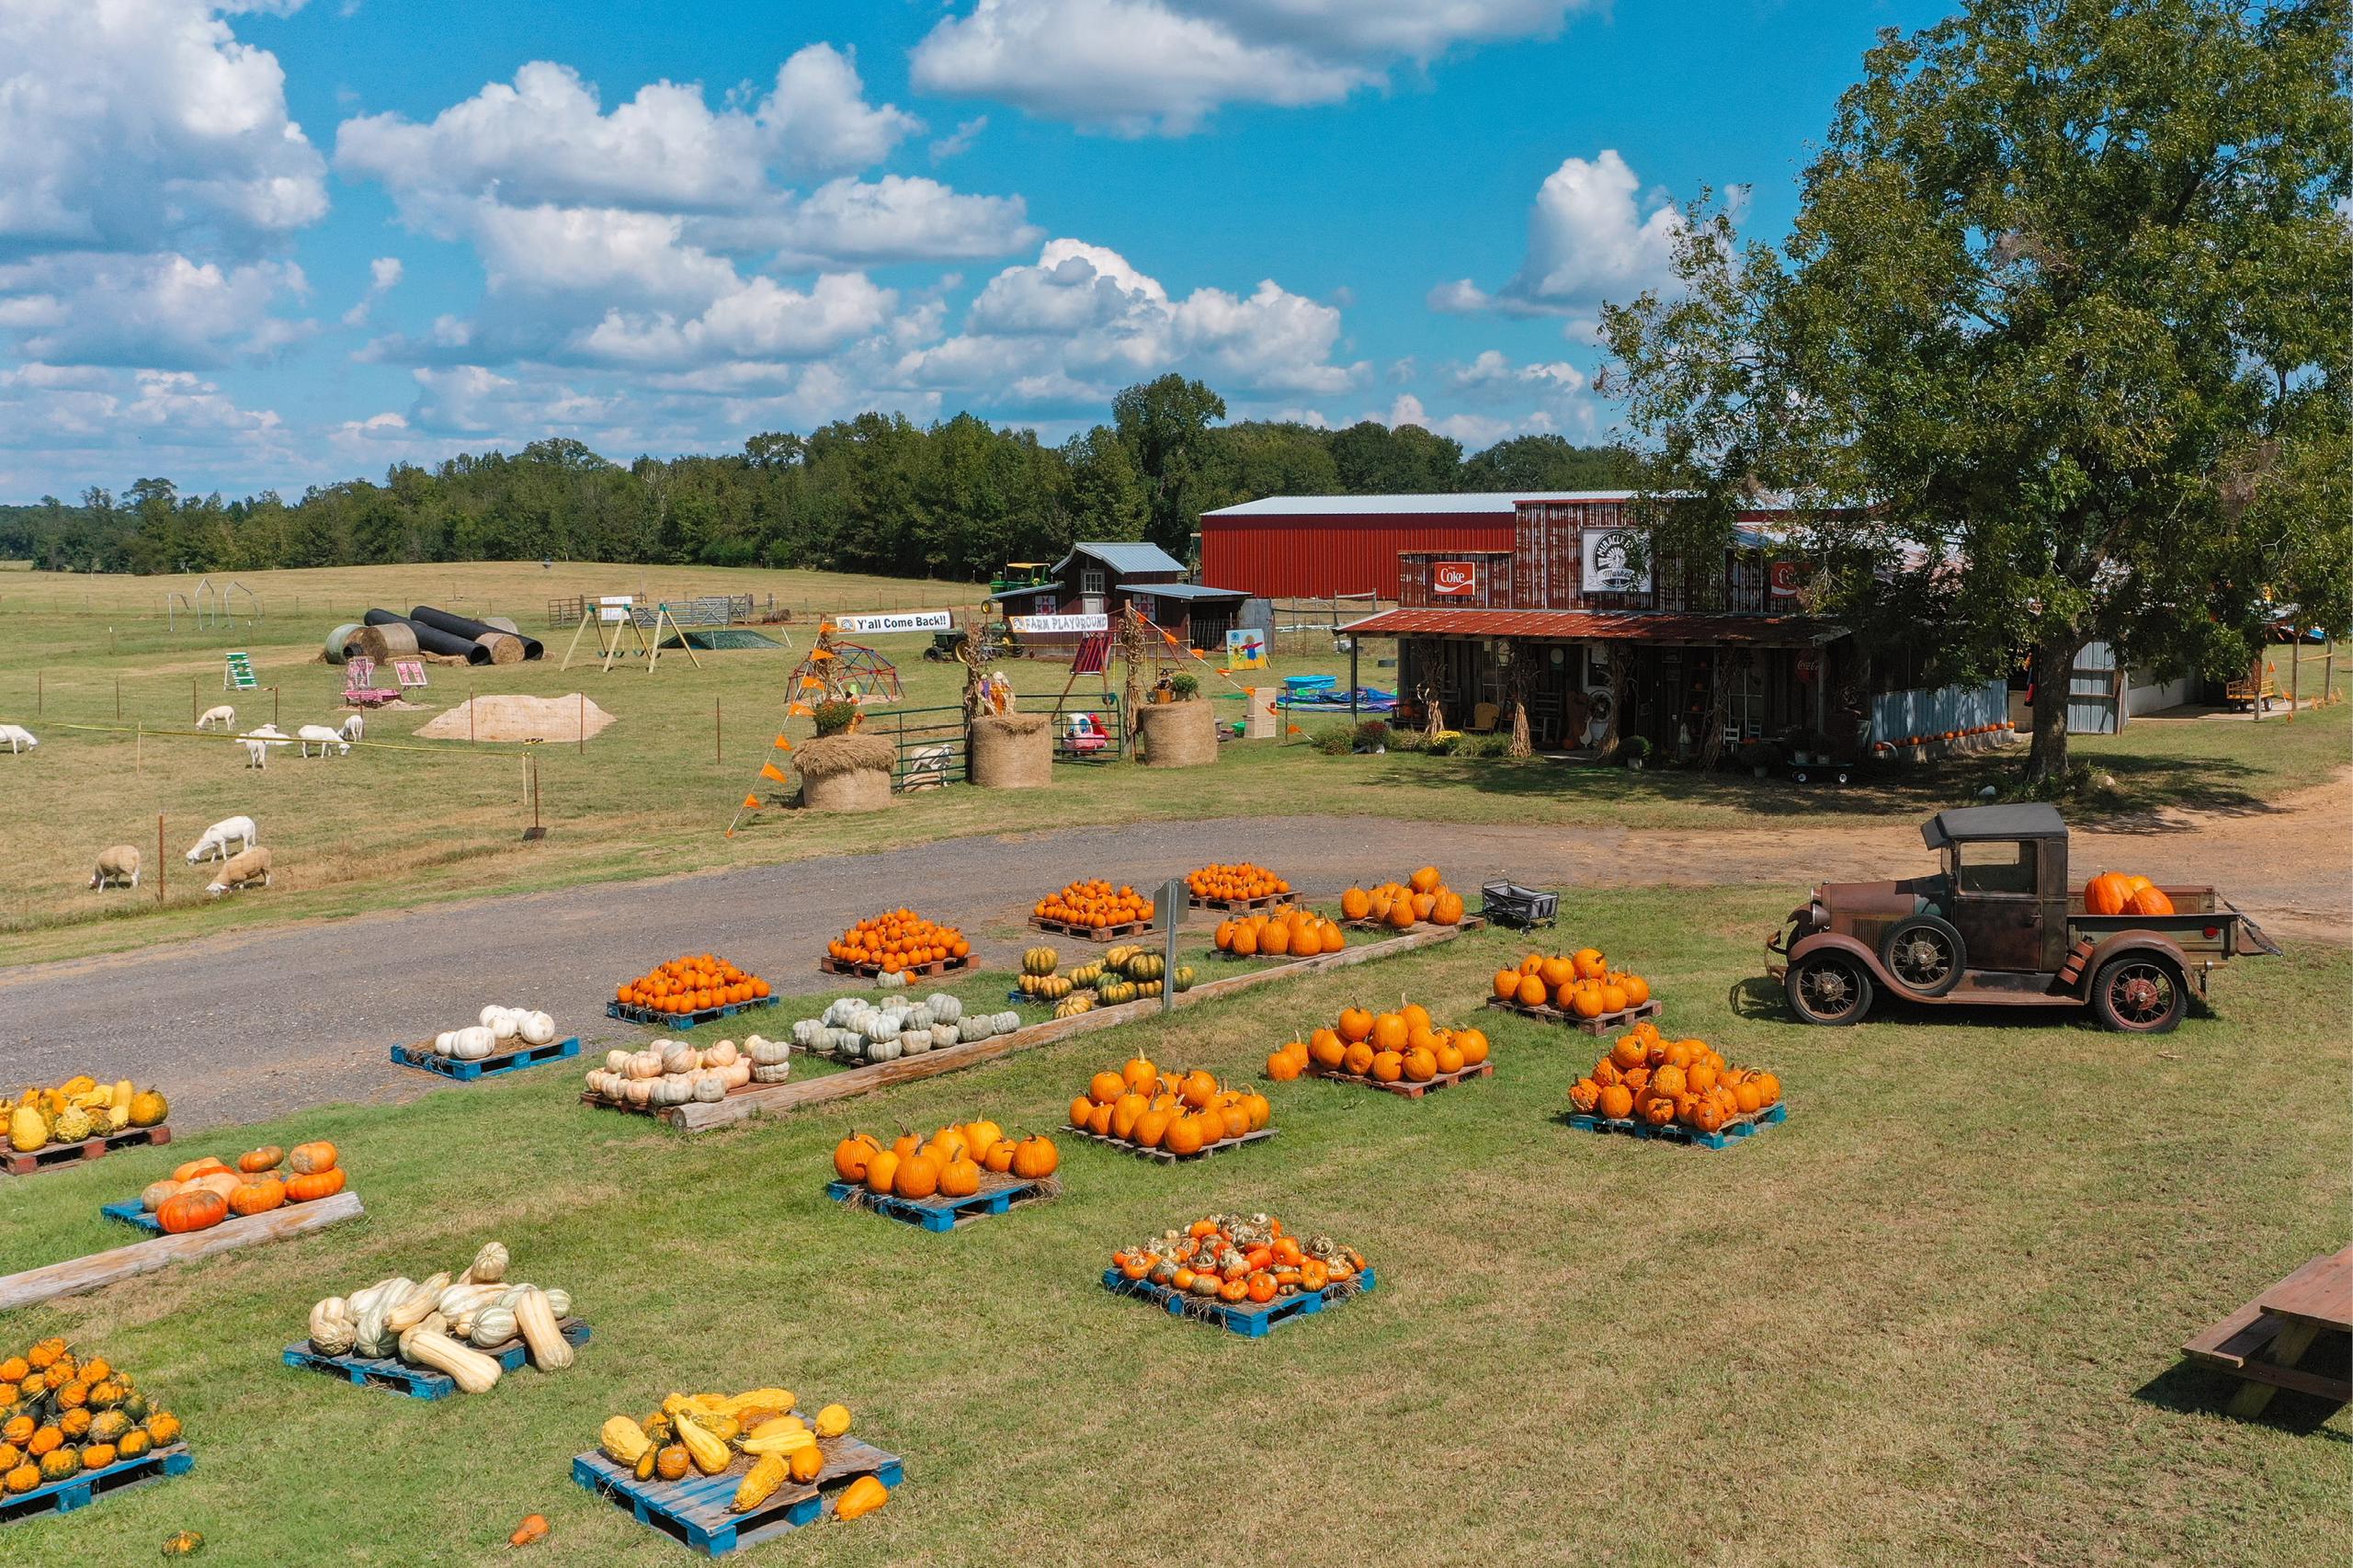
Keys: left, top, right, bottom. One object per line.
{"left": 1054, "top": 541, "right": 1188, "bottom": 576}
{"left": 1337, "top": 608, "right": 1844, "bottom": 646}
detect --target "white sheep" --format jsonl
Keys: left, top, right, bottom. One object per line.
{"left": 338, "top": 713, "right": 365, "bottom": 744}
{"left": 185, "top": 815, "right": 256, "bottom": 863}
{"left": 195, "top": 705, "right": 236, "bottom": 732}
{"left": 89, "top": 845, "right": 142, "bottom": 889}
{"left": 205, "top": 846, "right": 272, "bottom": 898}
{"left": 237, "top": 724, "right": 289, "bottom": 769}
{"left": 295, "top": 724, "right": 351, "bottom": 757}
{"left": 0, "top": 723, "right": 36, "bottom": 754}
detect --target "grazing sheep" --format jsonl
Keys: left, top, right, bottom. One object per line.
{"left": 0, "top": 723, "right": 36, "bottom": 754}
{"left": 237, "top": 724, "right": 289, "bottom": 769}
{"left": 89, "top": 845, "right": 142, "bottom": 890}
{"left": 196, "top": 705, "right": 236, "bottom": 731}
{"left": 185, "top": 815, "right": 256, "bottom": 864}
{"left": 338, "top": 713, "right": 365, "bottom": 744}
{"left": 295, "top": 723, "right": 351, "bottom": 757}
{"left": 205, "top": 846, "right": 272, "bottom": 898}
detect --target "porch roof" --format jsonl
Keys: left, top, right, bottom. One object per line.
{"left": 1337, "top": 608, "right": 1846, "bottom": 647}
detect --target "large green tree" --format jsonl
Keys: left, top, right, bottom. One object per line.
{"left": 1111, "top": 374, "right": 1226, "bottom": 551}
{"left": 1602, "top": 0, "right": 2350, "bottom": 779}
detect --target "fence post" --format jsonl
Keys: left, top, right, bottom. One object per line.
{"left": 115, "top": 676, "right": 120, "bottom": 720}
{"left": 191, "top": 676, "right": 197, "bottom": 723}
{"left": 714, "top": 698, "right": 722, "bottom": 764}
{"left": 156, "top": 813, "right": 165, "bottom": 905}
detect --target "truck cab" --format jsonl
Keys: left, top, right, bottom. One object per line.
{"left": 1767, "top": 802, "right": 2276, "bottom": 1033}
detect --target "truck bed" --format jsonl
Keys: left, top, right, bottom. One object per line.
{"left": 2064, "top": 888, "right": 2277, "bottom": 959}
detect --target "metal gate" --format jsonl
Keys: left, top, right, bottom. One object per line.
{"left": 870, "top": 706, "right": 967, "bottom": 790}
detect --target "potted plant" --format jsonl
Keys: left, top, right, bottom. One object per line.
{"left": 813, "top": 699, "right": 858, "bottom": 737}
{"left": 1352, "top": 718, "right": 1391, "bottom": 755}
{"left": 1623, "top": 734, "right": 1654, "bottom": 771}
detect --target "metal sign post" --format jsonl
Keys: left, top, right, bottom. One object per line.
{"left": 1154, "top": 878, "right": 1185, "bottom": 1014}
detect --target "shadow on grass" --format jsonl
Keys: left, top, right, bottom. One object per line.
{"left": 1722, "top": 971, "right": 2223, "bottom": 1033}
{"left": 2131, "top": 1349, "right": 2353, "bottom": 1442}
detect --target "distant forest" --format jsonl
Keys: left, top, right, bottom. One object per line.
{"left": 0, "top": 375, "right": 1636, "bottom": 581}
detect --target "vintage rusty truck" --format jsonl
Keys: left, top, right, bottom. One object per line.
{"left": 1765, "top": 802, "right": 2278, "bottom": 1032}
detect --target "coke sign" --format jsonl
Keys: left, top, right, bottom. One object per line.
{"left": 1431, "top": 561, "right": 1480, "bottom": 596}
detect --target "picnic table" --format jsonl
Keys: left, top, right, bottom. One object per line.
{"left": 2181, "top": 1244, "right": 2352, "bottom": 1416}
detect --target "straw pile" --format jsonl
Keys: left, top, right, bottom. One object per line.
{"left": 797, "top": 733, "right": 896, "bottom": 812}
{"left": 969, "top": 711, "right": 1052, "bottom": 788}
{"left": 1134, "top": 698, "right": 1217, "bottom": 767}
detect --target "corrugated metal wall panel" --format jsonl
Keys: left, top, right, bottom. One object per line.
{"left": 1399, "top": 551, "right": 1513, "bottom": 608}
{"left": 1199, "top": 514, "right": 1517, "bottom": 599}
{"left": 1870, "top": 680, "right": 2010, "bottom": 742}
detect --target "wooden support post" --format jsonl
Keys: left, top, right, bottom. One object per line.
{"left": 190, "top": 676, "right": 197, "bottom": 722}
{"left": 2287, "top": 636, "right": 2300, "bottom": 721}
{"left": 156, "top": 813, "right": 165, "bottom": 904}
{"left": 114, "top": 676, "right": 120, "bottom": 720}
{"left": 714, "top": 697, "right": 722, "bottom": 763}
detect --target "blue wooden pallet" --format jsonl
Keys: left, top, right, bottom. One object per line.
{"left": 280, "top": 1318, "right": 592, "bottom": 1399}
{"left": 99, "top": 1197, "right": 163, "bottom": 1233}
{"left": 606, "top": 996, "right": 779, "bottom": 1029}
{"left": 0, "top": 1443, "right": 192, "bottom": 1527}
{"left": 1563, "top": 1099, "right": 1788, "bottom": 1150}
{"left": 1100, "top": 1266, "right": 1377, "bottom": 1337}
{"left": 824, "top": 1175, "right": 1054, "bottom": 1233}
{"left": 572, "top": 1434, "right": 904, "bottom": 1557}
{"left": 390, "top": 1035, "right": 581, "bottom": 1081}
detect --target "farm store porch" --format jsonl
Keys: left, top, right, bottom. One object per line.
{"left": 1374, "top": 613, "right": 1849, "bottom": 756}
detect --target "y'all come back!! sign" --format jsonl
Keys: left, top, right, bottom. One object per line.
{"left": 832, "top": 609, "right": 956, "bottom": 634}
{"left": 1431, "top": 561, "right": 1480, "bottom": 596}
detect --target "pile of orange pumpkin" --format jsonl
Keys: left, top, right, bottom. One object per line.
{"left": 826, "top": 912, "right": 972, "bottom": 973}
{"left": 1110, "top": 1213, "right": 1367, "bottom": 1305}
{"left": 1493, "top": 948, "right": 1654, "bottom": 1019}
{"left": 2083, "top": 871, "right": 2175, "bottom": 916}
{"left": 1071, "top": 1055, "right": 1271, "bottom": 1153}
{"left": 832, "top": 1120, "right": 1059, "bottom": 1200}
{"left": 0, "top": 1336, "right": 183, "bottom": 1496}
{"left": 1336, "top": 866, "right": 1465, "bottom": 929}
{"left": 1268, "top": 1003, "right": 1489, "bottom": 1084}
{"left": 1213, "top": 904, "right": 1347, "bottom": 959}
{"left": 134, "top": 1141, "right": 347, "bottom": 1233}
{"left": 1186, "top": 863, "right": 1290, "bottom": 903}
{"left": 1569, "top": 1019, "right": 1779, "bottom": 1132}
{"left": 618, "top": 954, "right": 772, "bottom": 1012}
{"left": 1033, "top": 879, "right": 1154, "bottom": 929}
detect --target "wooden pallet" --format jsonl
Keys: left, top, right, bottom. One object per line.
{"left": 1308, "top": 1060, "right": 1493, "bottom": 1098}
{"left": 281, "top": 1319, "right": 592, "bottom": 1399}
{"left": 0, "top": 1442, "right": 192, "bottom": 1527}
{"left": 1100, "top": 1267, "right": 1376, "bottom": 1338}
{"left": 606, "top": 996, "right": 779, "bottom": 1029}
{"left": 1, "top": 1124, "right": 171, "bottom": 1177}
{"left": 824, "top": 1172, "right": 1057, "bottom": 1233}
{"left": 1068, "top": 1125, "right": 1276, "bottom": 1165}
{"left": 1484, "top": 995, "right": 1665, "bottom": 1036}
{"left": 103, "top": 1190, "right": 357, "bottom": 1237}
{"left": 818, "top": 953, "right": 973, "bottom": 981}
{"left": 1340, "top": 915, "right": 1485, "bottom": 937}
{"left": 1189, "top": 891, "right": 1290, "bottom": 913}
{"left": 390, "top": 1036, "right": 581, "bottom": 1081}
{"left": 580, "top": 1080, "right": 767, "bottom": 1119}
{"left": 1563, "top": 1099, "right": 1788, "bottom": 1150}
{"left": 1029, "top": 915, "right": 1154, "bottom": 942}
{"left": 572, "top": 1429, "right": 903, "bottom": 1557}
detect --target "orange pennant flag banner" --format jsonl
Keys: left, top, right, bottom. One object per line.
{"left": 788, "top": 702, "right": 811, "bottom": 717}
{"left": 772, "top": 734, "right": 792, "bottom": 750}
{"left": 759, "top": 762, "right": 790, "bottom": 784}
{"left": 742, "top": 794, "right": 762, "bottom": 809}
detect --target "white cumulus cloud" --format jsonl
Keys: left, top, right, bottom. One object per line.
{"left": 1431, "top": 150, "right": 1706, "bottom": 319}
{"left": 912, "top": 0, "right": 1586, "bottom": 133}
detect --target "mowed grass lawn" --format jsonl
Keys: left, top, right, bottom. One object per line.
{"left": 3, "top": 889, "right": 2345, "bottom": 1567}
{"left": 6, "top": 561, "right": 2347, "bottom": 968}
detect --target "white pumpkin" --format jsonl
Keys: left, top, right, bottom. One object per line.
{"left": 449, "top": 1026, "right": 497, "bottom": 1061}
{"left": 605, "top": 1048, "right": 631, "bottom": 1073}
{"left": 704, "top": 1040, "right": 739, "bottom": 1068}
{"left": 928, "top": 994, "right": 962, "bottom": 1024}
{"left": 649, "top": 1075, "right": 692, "bottom": 1107}
{"left": 435, "top": 1030, "right": 456, "bottom": 1053}
{"left": 751, "top": 1062, "right": 790, "bottom": 1084}
{"left": 746, "top": 1034, "right": 790, "bottom": 1066}
{"left": 862, "top": 1013, "right": 901, "bottom": 1043}
{"left": 660, "top": 1040, "right": 699, "bottom": 1075}
{"left": 622, "top": 1077, "right": 655, "bottom": 1107}
{"left": 929, "top": 1022, "right": 958, "bottom": 1051}
{"left": 690, "top": 1071, "right": 727, "bottom": 1102}
{"left": 625, "top": 1049, "right": 665, "bottom": 1080}
{"left": 721, "top": 1060, "right": 752, "bottom": 1088}
{"left": 519, "top": 1010, "right": 558, "bottom": 1046}
{"left": 876, "top": 969, "right": 909, "bottom": 990}
{"left": 487, "top": 1011, "right": 520, "bottom": 1041}
{"left": 906, "top": 1005, "right": 936, "bottom": 1031}
{"left": 991, "top": 1010, "right": 1022, "bottom": 1035}
{"left": 478, "top": 1005, "right": 507, "bottom": 1028}
{"left": 899, "top": 1029, "right": 929, "bottom": 1055}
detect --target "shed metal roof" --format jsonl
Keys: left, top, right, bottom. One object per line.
{"left": 1130, "top": 581, "right": 1247, "bottom": 601}
{"left": 1337, "top": 608, "right": 1845, "bottom": 647}
{"left": 1204, "top": 492, "right": 1639, "bottom": 518}
{"left": 1054, "top": 541, "right": 1188, "bottom": 576}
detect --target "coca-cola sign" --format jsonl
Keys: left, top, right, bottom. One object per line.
{"left": 1431, "top": 561, "right": 1480, "bottom": 596}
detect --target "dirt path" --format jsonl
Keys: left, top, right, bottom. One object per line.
{"left": 5, "top": 777, "right": 2342, "bottom": 1133}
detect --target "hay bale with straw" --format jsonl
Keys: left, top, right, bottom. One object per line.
{"left": 1134, "top": 698, "right": 1218, "bottom": 768}
{"left": 797, "top": 733, "right": 896, "bottom": 812}
{"left": 348, "top": 620, "right": 418, "bottom": 663}
{"left": 473, "top": 631, "right": 525, "bottom": 665}
{"left": 969, "top": 711, "right": 1052, "bottom": 788}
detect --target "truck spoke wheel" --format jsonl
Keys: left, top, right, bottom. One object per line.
{"left": 1881, "top": 915, "right": 1964, "bottom": 997}
{"left": 1788, "top": 952, "right": 1873, "bottom": 1026}
{"left": 2092, "top": 957, "right": 2185, "bottom": 1034}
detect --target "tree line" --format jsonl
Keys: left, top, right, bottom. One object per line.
{"left": 0, "top": 377, "right": 1636, "bottom": 580}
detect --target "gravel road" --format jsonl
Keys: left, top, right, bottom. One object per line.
{"left": 4, "top": 790, "right": 2340, "bottom": 1134}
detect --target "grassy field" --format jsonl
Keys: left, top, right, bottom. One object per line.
{"left": 1, "top": 888, "right": 2344, "bottom": 1566}
{"left": 2, "top": 561, "right": 2345, "bottom": 968}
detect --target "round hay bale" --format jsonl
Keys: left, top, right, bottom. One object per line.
{"left": 483, "top": 615, "right": 521, "bottom": 635}
{"left": 348, "top": 620, "right": 418, "bottom": 663}
{"left": 797, "top": 733, "right": 896, "bottom": 812}
{"left": 472, "top": 631, "right": 526, "bottom": 665}
{"left": 969, "top": 711, "right": 1052, "bottom": 788}
{"left": 1134, "top": 698, "right": 1218, "bottom": 767}
{"left": 324, "top": 623, "right": 362, "bottom": 665}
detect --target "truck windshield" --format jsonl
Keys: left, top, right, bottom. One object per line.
{"left": 1953, "top": 841, "right": 2036, "bottom": 895}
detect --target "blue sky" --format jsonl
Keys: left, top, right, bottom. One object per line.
{"left": 0, "top": 0, "right": 1949, "bottom": 499}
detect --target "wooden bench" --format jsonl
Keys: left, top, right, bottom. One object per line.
{"left": 2182, "top": 1246, "right": 2352, "bottom": 1415}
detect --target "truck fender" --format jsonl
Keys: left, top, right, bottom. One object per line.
{"left": 2078, "top": 930, "right": 2191, "bottom": 995}
{"left": 1786, "top": 930, "right": 1916, "bottom": 998}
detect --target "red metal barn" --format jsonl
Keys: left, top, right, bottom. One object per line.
{"left": 1199, "top": 494, "right": 1552, "bottom": 600}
